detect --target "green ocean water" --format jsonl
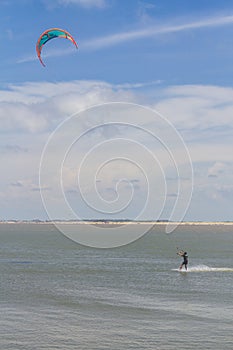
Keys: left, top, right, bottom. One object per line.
{"left": 0, "top": 223, "right": 232, "bottom": 349}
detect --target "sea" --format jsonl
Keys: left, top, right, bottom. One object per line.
{"left": 0, "top": 223, "right": 233, "bottom": 350}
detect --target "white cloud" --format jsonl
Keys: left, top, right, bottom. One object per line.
{"left": 0, "top": 144, "right": 28, "bottom": 154}
{"left": 52, "top": 0, "right": 106, "bottom": 8}
{"left": 215, "top": 184, "right": 233, "bottom": 200}
{"left": 154, "top": 85, "right": 233, "bottom": 137}
{"left": 0, "top": 102, "right": 49, "bottom": 133}
{"left": 82, "top": 14, "right": 233, "bottom": 50}
{"left": 1, "top": 81, "right": 233, "bottom": 152}
{"left": 1, "top": 80, "right": 233, "bottom": 220}
{"left": 17, "top": 46, "right": 77, "bottom": 65}
{"left": 137, "top": 1, "right": 157, "bottom": 25}
{"left": 17, "top": 13, "right": 233, "bottom": 64}
{"left": 208, "top": 162, "right": 227, "bottom": 177}
{"left": 0, "top": 81, "right": 137, "bottom": 133}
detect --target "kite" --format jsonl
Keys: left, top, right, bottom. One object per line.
{"left": 36, "top": 28, "right": 78, "bottom": 66}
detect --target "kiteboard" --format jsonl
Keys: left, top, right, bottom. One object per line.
{"left": 172, "top": 268, "right": 188, "bottom": 273}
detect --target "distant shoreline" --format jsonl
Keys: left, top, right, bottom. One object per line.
{"left": 1, "top": 220, "right": 233, "bottom": 225}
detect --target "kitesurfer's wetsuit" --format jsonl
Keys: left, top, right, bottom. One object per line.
{"left": 179, "top": 252, "right": 188, "bottom": 270}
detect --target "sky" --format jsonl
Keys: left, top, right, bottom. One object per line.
{"left": 1, "top": 0, "right": 233, "bottom": 222}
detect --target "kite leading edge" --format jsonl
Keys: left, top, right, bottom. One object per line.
{"left": 36, "top": 28, "right": 78, "bottom": 67}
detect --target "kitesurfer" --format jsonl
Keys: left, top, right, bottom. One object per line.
{"left": 177, "top": 250, "right": 188, "bottom": 271}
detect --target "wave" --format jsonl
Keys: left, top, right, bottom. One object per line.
{"left": 172, "top": 265, "right": 233, "bottom": 272}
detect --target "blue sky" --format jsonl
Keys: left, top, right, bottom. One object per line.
{"left": 1, "top": 0, "right": 233, "bottom": 85}
{"left": 1, "top": 0, "right": 233, "bottom": 221}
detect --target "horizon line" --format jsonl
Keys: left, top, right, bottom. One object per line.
{"left": 1, "top": 219, "right": 233, "bottom": 224}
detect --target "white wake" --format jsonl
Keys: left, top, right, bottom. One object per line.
{"left": 172, "top": 264, "right": 233, "bottom": 272}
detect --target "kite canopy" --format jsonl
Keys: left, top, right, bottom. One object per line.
{"left": 36, "top": 28, "right": 78, "bottom": 66}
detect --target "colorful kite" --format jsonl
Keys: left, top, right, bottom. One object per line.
{"left": 36, "top": 28, "right": 78, "bottom": 66}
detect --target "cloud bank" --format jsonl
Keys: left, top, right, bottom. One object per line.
{"left": 0, "top": 80, "right": 233, "bottom": 220}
